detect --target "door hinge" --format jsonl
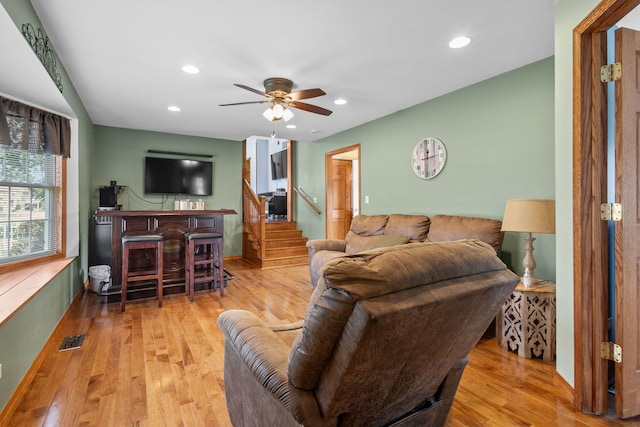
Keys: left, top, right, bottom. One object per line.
{"left": 601, "top": 62, "right": 622, "bottom": 82}
{"left": 601, "top": 342, "right": 622, "bottom": 363}
{"left": 600, "top": 203, "right": 622, "bottom": 221}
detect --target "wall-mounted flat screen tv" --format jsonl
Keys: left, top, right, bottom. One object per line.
{"left": 271, "top": 150, "right": 287, "bottom": 180}
{"left": 144, "top": 157, "right": 213, "bottom": 196}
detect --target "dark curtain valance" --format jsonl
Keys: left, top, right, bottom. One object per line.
{"left": 0, "top": 95, "right": 70, "bottom": 158}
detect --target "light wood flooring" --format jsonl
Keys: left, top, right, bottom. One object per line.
{"left": 2, "top": 259, "right": 637, "bottom": 426}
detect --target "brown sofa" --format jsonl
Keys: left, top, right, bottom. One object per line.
{"left": 218, "top": 240, "right": 519, "bottom": 426}
{"left": 306, "top": 213, "right": 504, "bottom": 287}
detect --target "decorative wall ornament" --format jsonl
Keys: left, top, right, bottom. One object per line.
{"left": 21, "top": 23, "right": 63, "bottom": 93}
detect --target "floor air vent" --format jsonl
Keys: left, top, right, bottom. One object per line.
{"left": 59, "top": 334, "right": 85, "bottom": 351}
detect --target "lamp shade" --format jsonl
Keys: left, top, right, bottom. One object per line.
{"left": 263, "top": 107, "right": 275, "bottom": 121}
{"left": 272, "top": 103, "right": 284, "bottom": 119}
{"left": 501, "top": 199, "right": 555, "bottom": 234}
{"left": 282, "top": 108, "right": 294, "bottom": 121}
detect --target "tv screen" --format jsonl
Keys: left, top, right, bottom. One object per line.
{"left": 144, "top": 157, "right": 213, "bottom": 196}
{"left": 271, "top": 150, "right": 287, "bottom": 180}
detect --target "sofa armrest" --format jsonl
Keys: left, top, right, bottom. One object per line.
{"left": 306, "top": 239, "right": 347, "bottom": 259}
{"left": 217, "top": 310, "right": 298, "bottom": 400}
{"left": 306, "top": 240, "right": 347, "bottom": 288}
{"left": 217, "top": 310, "right": 327, "bottom": 425}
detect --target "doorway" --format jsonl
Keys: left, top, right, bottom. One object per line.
{"left": 325, "top": 144, "right": 360, "bottom": 239}
{"left": 243, "top": 136, "right": 293, "bottom": 221}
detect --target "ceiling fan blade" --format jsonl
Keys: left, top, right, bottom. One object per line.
{"left": 234, "top": 83, "right": 269, "bottom": 97}
{"left": 288, "top": 88, "right": 326, "bottom": 101}
{"left": 288, "top": 101, "right": 333, "bottom": 116}
{"left": 219, "top": 100, "right": 269, "bottom": 106}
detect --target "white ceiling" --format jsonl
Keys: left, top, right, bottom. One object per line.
{"left": 26, "top": 0, "right": 556, "bottom": 142}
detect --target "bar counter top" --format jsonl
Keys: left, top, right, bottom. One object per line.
{"left": 96, "top": 209, "right": 237, "bottom": 217}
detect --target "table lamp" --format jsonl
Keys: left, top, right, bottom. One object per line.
{"left": 501, "top": 199, "right": 555, "bottom": 287}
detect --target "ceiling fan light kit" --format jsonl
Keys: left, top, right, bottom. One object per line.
{"left": 262, "top": 104, "right": 294, "bottom": 122}
{"left": 220, "top": 77, "right": 333, "bottom": 122}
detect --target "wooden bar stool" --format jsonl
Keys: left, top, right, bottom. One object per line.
{"left": 184, "top": 232, "right": 224, "bottom": 301}
{"left": 121, "top": 234, "right": 164, "bottom": 312}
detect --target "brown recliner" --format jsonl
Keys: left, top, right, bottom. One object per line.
{"left": 217, "top": 240, "right": 519, "bottom": 427}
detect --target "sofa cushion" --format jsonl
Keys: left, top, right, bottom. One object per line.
{"left": 345, "top": 232, "right": 411, "bottom": 254}
{"left": 427, "top": 214, "right": 504, "bottom": 252}
{"left": 371, "top": 234, "right": 410, "bottom": 248}
{"left": 383, "top": 214, "right": 430, "bottom": 241}
{"left": 344, "top": 232, "right": 380, "bottom": 254}
{"left": 323, "top": 240, "right": 507, "bottom": 298}
{"left": 349, "top": 214, "right": 388, "bottom": 236}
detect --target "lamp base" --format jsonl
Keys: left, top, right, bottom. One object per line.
{"left": 521, "top": 276, "right": 545, "bottom": 288}
{"left": 522, "top": 233, "right": 536, "bottom": 288}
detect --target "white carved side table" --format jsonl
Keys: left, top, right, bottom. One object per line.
{"left": 499, "top": 281, "right": 556, "bottom": 361}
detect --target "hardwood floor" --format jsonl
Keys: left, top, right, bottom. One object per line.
{"left": 2, "top": 259, "right": 637, "bottom": 426}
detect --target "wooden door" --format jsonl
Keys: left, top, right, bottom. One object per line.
{"left": 614, "top": 26, "right": 640, "bottom": 419}
{"left": 573, "top": 0, "right": 640, "bottom": 415}
{"left": 326, "top": 158, "right": 353, "bottom": 239}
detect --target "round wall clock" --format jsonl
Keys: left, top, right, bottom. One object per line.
{"left": 411, "top": 137, "right": 447, "bottom": 179}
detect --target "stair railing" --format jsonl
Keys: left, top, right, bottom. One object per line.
{"left": 293, "top": 187, "right": 321, "bottom": 215}
{"left": 242, "top": 179, "right": 267, "bottom": 261}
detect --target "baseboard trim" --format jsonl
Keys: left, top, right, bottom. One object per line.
{"left": 554, "top": 370, "right": 575, "bottom": 405}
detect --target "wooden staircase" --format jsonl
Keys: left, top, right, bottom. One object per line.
{"left": 242, "top": 179, "right": 310, "bottom": 268}
{"left": 243, "top": 221, "right": 309, "bottom": 268}
{"left": 261, "top": 221, "right": 308, "bottom": 268}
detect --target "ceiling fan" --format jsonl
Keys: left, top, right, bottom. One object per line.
{"left": 219, "top": 77, "right": 332, "bottom": 121}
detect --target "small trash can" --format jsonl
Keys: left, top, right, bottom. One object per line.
{"left": 89, "top": 265, "right": 111, "bottom": 294}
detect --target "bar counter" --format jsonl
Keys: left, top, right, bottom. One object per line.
{"left": 96, "top": 209, "right": 237, "bottom": 301}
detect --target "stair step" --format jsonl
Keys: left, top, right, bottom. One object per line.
{"left": 266, "top": 229, "right": 303, "bottom": 239}
{"left": 265, "top": 237, "right": 308, "bottom": 249}
{"left": 242, "top": 219, "right": 310, "bottom": 268}
{"left": 265, "top": 221, "right": 299, "bottom": 231}
{"left": 265, "top": 246, "right": 308, "bottom": 258}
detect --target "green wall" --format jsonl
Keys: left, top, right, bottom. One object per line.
{"left": 554, "top": 0, "right": 601, "bottom": 388}
{"left": 0, "top": 261, "right": 80, "bottom": 409}
{"left": 92, "top": 126, "right": 243, "bottom": 256}
{"left": 295, "top": 57, "right": 556, "bottom": 282}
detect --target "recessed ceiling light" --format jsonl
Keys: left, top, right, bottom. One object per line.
{"left": 334, "top": 98, "right": 347, "bottom": 105}
{"left": 181, "top": 64, "right": 200, "bottom": 74}
{"left": 310, "top": 129, "right": 319, "bottom": 134}
{"left": 449, "top": 36, "right": 471, "bottom": 49}
{"left": 167, "top": 106, "right": 181, "bottom": 112}
{"left": 286, "top": 124, "right": 296, "bottom": 129}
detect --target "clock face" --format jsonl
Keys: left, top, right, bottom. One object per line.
{"left": 411, "top": 137, "right": 447, "bottom": 179}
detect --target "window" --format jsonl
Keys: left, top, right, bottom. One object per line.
{"left": 0, "top": 146, "right": 63, "bottom": 265}
{"left": 0, "top": 95, "right": 69, "bottom": 268}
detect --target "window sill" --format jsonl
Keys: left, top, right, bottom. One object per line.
{"left": 0, "top": 257, "right": 75, "bottom": 328}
